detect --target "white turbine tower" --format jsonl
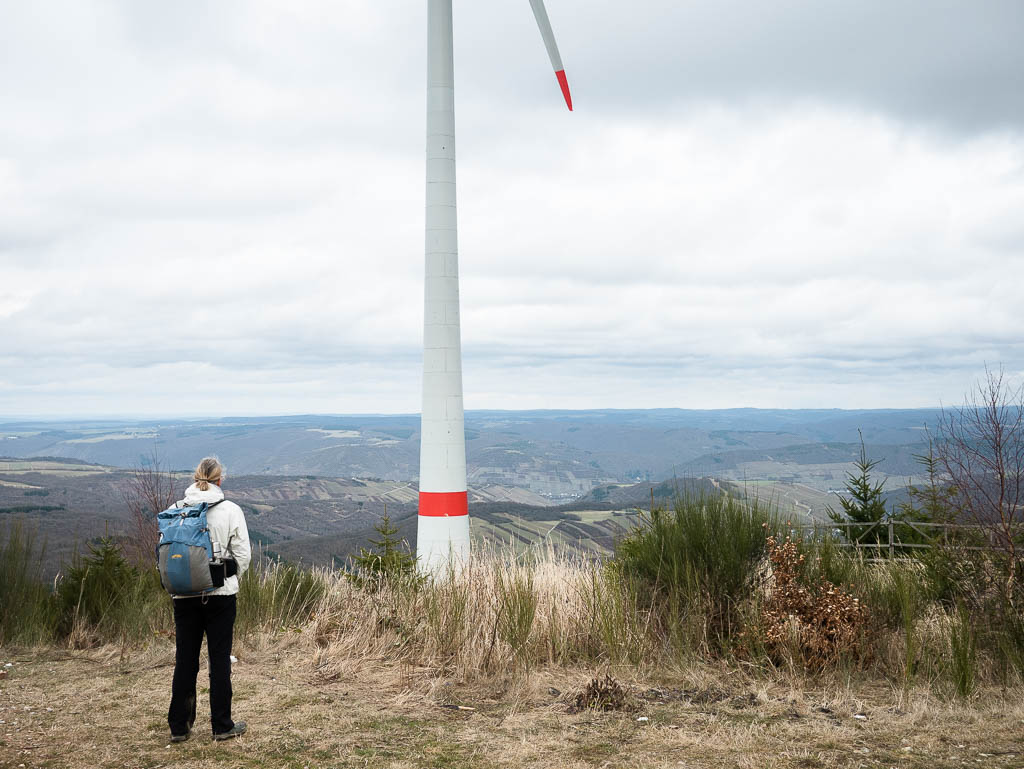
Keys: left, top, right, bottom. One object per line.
{"left": 417, "top": 0, "right": 572, "bottom": 571}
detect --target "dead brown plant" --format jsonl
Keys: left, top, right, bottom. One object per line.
{"left": 573, "top": 673, "right": 632, "bottom": 711}
{"left": 761, "top": 534, "right": 867, "bottom": 668}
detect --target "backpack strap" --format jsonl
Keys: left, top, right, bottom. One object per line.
{"left": 173, "top": 499, "right": 226, "bottom": 511}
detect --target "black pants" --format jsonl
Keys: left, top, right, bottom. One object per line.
{"left": 168, "top": 595, "right": 236, "bottom": 735}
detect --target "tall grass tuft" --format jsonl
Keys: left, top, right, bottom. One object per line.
{"left": 423, "top": 561, "right": 475, "bottom": 666}
{"left": 578, "top": 564, "right": 656, "bottom": 665}
{"left": 0, "top": 521, "right": 58, "bottom": 645}
{"left": 949, "top": 602, "right": 977, "bottom": 698}
{"left": 236, "top": 555, "right": 325, "bottom": 640}
{"left": 891, "top": 561, "right": 927, "bottom": 687}
{"left": 494, "top": 562, "right": 538, "bottom": 666}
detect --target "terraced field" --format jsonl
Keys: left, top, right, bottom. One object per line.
{"left": 470, "top": 509, "right": 640, "bottom": 558}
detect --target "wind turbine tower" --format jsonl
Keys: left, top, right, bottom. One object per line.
{"left": 417, "top": 0, "right": 572, "bottom": 571}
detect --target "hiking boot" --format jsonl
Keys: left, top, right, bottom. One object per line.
{"left": 169, "top": 731, "right": 190, "bottom": 743}
{"left": 212, "top": 721, "right": 247, "bottom": 741}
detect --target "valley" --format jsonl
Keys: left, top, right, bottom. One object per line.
{"left": 0, "top": 408, "right": 942, "bottom": 570}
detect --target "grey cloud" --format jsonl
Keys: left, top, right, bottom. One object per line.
{"left": 460, "top": 0, "right": 1024, "bottom": 133}
{"left": 5, "top": 0, "right": 1021, "bottom": 159}
{"left": 2, "top": 1, "right": 1023, "bottom": 416}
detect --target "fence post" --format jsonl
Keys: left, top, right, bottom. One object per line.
{"left": 888, "top": 520, "right": 894, "bottom": 558}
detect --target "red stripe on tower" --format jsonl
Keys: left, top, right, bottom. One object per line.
{"left": 555, "top": 70, "right": 572, "bottom": 111}
{"left": 418, "top": 490, "right": 469, "bottom": 517}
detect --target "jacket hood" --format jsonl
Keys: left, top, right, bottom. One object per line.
{"left": 182, "top": 482, "right": 225, "bottom": 505}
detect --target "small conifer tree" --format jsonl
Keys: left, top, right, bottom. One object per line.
{"left": 895, "top": 435, "right": 957, "bottom": 547}
{"left": 351, "top": 508, "right": 417, "bottom": 586}
{"left": 900, "top": 436, "right": 953, "bottom": 521}
{"left": 56, "top": 536, "right": 142, "bottom": 635}
{"left": 826, "top": 432, "right": 890, "bottom": 552}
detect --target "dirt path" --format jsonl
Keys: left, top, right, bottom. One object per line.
{"left": 1, "top": 644, "right": 1022, "bottom": 768}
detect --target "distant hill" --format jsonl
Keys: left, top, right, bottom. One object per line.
{"left": 0, "top": 459, "right": 582, "bottom": 577}
{"left": 578, "top": 477, "right": 723, "bottom": 507}
{"left": 0, "top": 409, "right": 938, "bottom": 498}
{"left": 0, "top": 407, "right": 943, "bottom": 569}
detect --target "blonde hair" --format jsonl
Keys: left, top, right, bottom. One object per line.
{"left": 193, "top": 457, "right": 224, "bottom": 491}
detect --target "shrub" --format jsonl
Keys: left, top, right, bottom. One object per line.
{"left": 55, "top": 537, "right": 167, "bottom": 645}
{"left": 761, "top": 533, "right": 866, "bottom": 668}
{"left": 615, "top": 493, "right": 776, "bottom": 646}
{"left": 936, "top": 366, "right": 1024, "bottom": 598}
{"left": 994, "top": 602, "right": 1024, "bottom": 680}
{"left": 919, "top": 544, "right": 981, "bottom": 607}
{"left": 797, "top": 530, "right": 928, "bottom": 627}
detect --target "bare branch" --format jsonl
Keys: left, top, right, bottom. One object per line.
{"left": 120, "top": 452, "right": 182, "bottom": 567}
{"left": 937, "top": 365, "right": 1024, "bottom": 596}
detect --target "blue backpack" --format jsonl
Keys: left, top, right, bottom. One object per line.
{"left": 156, "top": 500, "right": 223, "bottom": 596}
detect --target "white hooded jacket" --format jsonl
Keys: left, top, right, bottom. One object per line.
{"left": 173, "top": 482, "right": 251, "bottom": 597}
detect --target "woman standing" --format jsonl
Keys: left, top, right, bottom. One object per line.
{"left": 168, "top": 457, "right": 251, "bottom": 742}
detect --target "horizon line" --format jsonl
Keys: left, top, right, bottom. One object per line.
{"left": 0, "top": 404, "right": 946, "bottom": 424}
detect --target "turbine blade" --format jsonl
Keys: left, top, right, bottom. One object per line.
{"left": 528, "top": 0, "right": 572, "bottom": 110}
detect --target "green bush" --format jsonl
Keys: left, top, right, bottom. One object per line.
{"left": 796, "top": 529, "right": 860, "bottom": 586}
{"left": 919, "top": 545, "right": 981, "bottom": 606}
{"left": 55, "top": 537, "right": 167, "bottom": 644}
{"left": 577, "top": 564, "right": 653, "bottom": 664}
{"left": 615, "top": 493, "right": 776, "bottom": 647}
{"left": 994, "top": 601, "right": 1024, "bottom": 680}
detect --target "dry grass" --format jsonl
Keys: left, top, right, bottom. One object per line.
{"left": 4, "top": 538, "right": 1024, "bottom": 766}
{"left": 1, "top": 639, "right": 1022, "bottom": 769}
{"left": 305, "top": 548, "right": 649, "bottom": 678}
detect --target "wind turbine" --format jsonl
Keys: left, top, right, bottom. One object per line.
{"left": 417, "top": 0, "right": 572, "bottom": 571}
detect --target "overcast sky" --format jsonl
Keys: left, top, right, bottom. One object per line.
{"left": 2, "top": 0, "right": 1023, "bottom": 417}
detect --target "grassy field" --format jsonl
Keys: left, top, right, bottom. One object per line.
{"left": 0, "top": 459, "right": 115, "bottom": 477}
{"left": 2, "top": 642, "right": 1023, "bottom": 769}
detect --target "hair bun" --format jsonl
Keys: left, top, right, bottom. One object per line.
{"left": 193, "top": 457, "right": 224, "bottom": 491}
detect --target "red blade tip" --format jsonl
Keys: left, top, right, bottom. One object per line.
{"left": 555, "top": 69, "right": 572, "bottom": 111}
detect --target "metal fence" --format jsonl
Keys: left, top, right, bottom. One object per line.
{"left": 791, "top": 519, "right": 1024, "bottom": 558}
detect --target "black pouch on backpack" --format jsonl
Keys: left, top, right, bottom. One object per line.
{"left": 209, "top": 558, "right": 238, "bottom": 588}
